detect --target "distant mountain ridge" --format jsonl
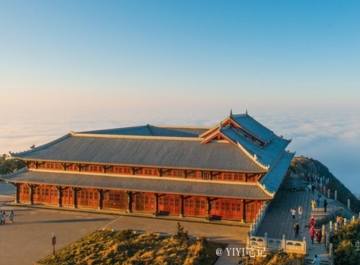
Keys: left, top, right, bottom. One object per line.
{"left": 289, "top": 156, "right": 360, "bottom": 213}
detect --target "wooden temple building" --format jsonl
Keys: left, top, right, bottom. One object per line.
{"left": 1, "top": 112, "right": 294, "bottom": 222}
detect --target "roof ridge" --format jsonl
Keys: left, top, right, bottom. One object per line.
{"left": 199, "top": 116, "right": 232, "bottom": 138}
{"left": 78, "top": 125, "right": 148, "bottom": 134}
{"left": 72, "top": 132, "right": 201, "bottom": 141}
{"left": 155, "top": 125, "right": 212, "bottom": 129}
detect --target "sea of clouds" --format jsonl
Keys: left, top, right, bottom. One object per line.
{"left": 1, "top": 108, "right": 359, "bottom": 195}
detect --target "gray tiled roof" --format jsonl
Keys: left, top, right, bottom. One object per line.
{"left": 260, "top": 151, "right": 295, "bottom": 194}
{"left": 12, "top": 134, "right": 266, "bottom": 172}
{"left": 221, "top": 126, "right": 290, "bottom": 167}
{"left": 1, "top": 169, "right": 272, "bottom": 200}
{"left": 232, "top": 114, "right": 275, "bottom": 143}
{"left": 80, "top": 125, "right": 208, "bottom": 138}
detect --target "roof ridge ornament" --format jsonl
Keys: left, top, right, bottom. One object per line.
{"left": 219, "top": 121, "right": 222, "bottom": 131}
{"left": 246, "top": 109, "right": 248, "bottom": 115}
{"left": 230, "top": 109, "right": 233, "bottom": 116}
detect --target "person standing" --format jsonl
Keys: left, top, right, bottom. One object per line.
{"left": 311, "top": 200, "right": 316, "bottom": 212}
{"left": 291, "top": 208, "right": 296, "bottom": 221}
{"left": 311, "top": 255, "right": 321, "bottom": 265}
{"left": 316, "top": 197, "right": 321, "bottom": 207}
{"left": 298, "top": 206, "right": 303, "bottom": 218}
{"left": 9, "top": 211, "right": 14, "bottom": 223}
{"left": 1, "top": 211, "right": 5, "bottom": 225}
{"left": 310, "top": 216, "right": 315, "bottom": 227}
{"left": 316, "top": 229, "right": 322, "bottom": 244}
{"left": 323, "top": 199, "right": 328, "bottom": 212}
{"left": 308, "top": 184, "right": 312, "bottom": 193}
{"left": 294, "top": 222, "right": 300, "bottom": 239}
{"left": 310, "top": 226, "right": 315, "bottom": 244}
{"left": 311, "top": 184, "right": 315, "bottom": 194}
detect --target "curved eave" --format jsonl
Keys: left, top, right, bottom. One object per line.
{"left": 259, "top": 151, "right": 295, "bottom": 194}
{"left": 9, "top": 158, "right": 268, "bottom": 174}
{"left": 236, "top": 142, "right": 270, "bottom": 171}
{"left": 9, "top": 133, "right": 72, "bottom": 157}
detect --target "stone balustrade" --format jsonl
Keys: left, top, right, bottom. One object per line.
{"left": 247, "top": 233, "right": 306, "bottom": 254}
{"left": 249, "top": 201, "right": 269, "bottom": 236}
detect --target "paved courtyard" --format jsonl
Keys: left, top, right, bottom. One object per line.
{"left": 256, "top": 183, "right": 339, "bottom": 263}
{"left": 0, "top": 182, "right": 247, "bottom": 265}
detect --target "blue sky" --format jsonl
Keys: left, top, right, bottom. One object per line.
{"left": 1, "top": 0, "right": 359, "bottom": 108}
{"left": 1, "top": 1, "right": 360, "bottom": 192}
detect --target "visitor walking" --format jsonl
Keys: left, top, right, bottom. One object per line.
{"left": 311, "top": 184, "right": 315, "bottom": 194}
{"left": 298, "top": 206, "right": 303, "bottom": 218}
{"left": 316, "top": 229, "right": 322, "bottom": 244}
{"left": 323, "top": 199, "right": 328, "bottom": 212}
{"left": 9, "top": 211, "right": 14, "bottom": 223}
{"left": 291, "top": 208, "right": 296, "bottom": 221}
{"left": 310, "top": 226, "right": 315, "bottom": 244}
{"left": 309, "top": 216, "right": 315, "bottom": 227}
{"left": 316, "top": 197, "right": 321, "bottom": 207}
{"left": 311, "top": 255, "right": 321, "bottom": 265}
{"left": 294, "top": 222, "right": 300, "bottom": 239}
{"left": 308, "top": 184, "right": 312, "bottom": 193}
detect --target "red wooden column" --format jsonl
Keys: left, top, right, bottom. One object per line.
{"left": 29, "top": 184, "right": 34, "bottom": 205}
{"left": 98, "top": 189, "right": 103, "bottom": 210}
{"left": 72, "top": 187, "right": 78, "bottom": 208}
{"left": 206, "top": 197, "right": 211, "bottom": 220}
{"left": 154, "top": 193, "right": 159, "bottom": 216}
{"left": 241, "top": 199, "right": 246, "bottom": 223}
{"left": 126, "top": 191, "right": 132, "bottom": 213}
{"left": 14, "top": 183, "right": 20, "bottom": 203}
{"left": 57, "top": 186, "right": 62, "bottom": 207}
{"left": 180, "top": 195, "right": 184, "bottom": 217}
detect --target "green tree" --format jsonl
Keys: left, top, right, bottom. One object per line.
{"left": 0, "top": 154, "right": 25, "bottom": 175}
{"left": 331, "top": 220, "right": 360, "bottom": 265}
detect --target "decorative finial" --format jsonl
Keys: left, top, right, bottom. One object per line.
{"left": 246, "top": 109, "right": 248, "bottom": 115}
{"left": 230, "top": 109, "right": 233, "bottom": 116}
{"left": 219, "top": 121, "right": 222, "bottom": 130}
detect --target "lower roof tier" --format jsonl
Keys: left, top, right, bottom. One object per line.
{"left": 260, "top": 151, "right": 295, "bottom": 194}
{"left": 1, "top": 169, "right": 272, "bottom": 200}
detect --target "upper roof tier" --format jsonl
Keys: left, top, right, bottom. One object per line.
{"left": 231, "top": 114, "right": 276, "bottom": 143}
{"left": 10, "top": 112, "right": 293, "bottom": 174}
{"left": 80, "top": 125, "right": 209, "bottom": 138}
